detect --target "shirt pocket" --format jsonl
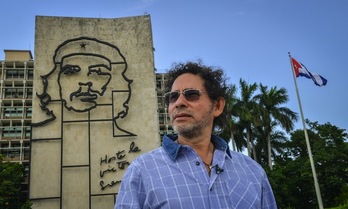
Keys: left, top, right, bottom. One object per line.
{"left": 222, "top": 179, "right": 261, "bottom": 208}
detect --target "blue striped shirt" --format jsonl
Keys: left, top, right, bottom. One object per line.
{"left": 115, "top": 134, "right": 277, "bottom": 209}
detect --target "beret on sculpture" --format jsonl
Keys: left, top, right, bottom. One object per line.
{"left": 53, "top": 36, "right": 126, "bottom": 64}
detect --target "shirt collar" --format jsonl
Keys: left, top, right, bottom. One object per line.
{"left": 162, "top": 134, "right": 232, "bottom": 161}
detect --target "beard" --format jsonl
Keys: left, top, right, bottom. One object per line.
{"left": 174, "top": 120, "right": 207, "bottom": 138}
{"left": 172, "top": 104, "right": 214, "bottom": 138}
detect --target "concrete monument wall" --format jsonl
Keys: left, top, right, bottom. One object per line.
{"left": 29, "top": 15, "right": 160, "bottom": 209}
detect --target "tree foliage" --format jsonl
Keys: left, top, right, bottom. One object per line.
{"left": 268, "top": 121, "right": 348, "bottom": 209}
{"left": 0, "top": 155, "right": 31, "bottom": 209}
{"left": 222, "top": 80, "right": 297, "bottom": 167}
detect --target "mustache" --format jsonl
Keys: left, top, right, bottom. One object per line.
{"left": 172, "top": 109, "right": 194, "bottom": 120}
{"left": 70, "top": 90, "right": 98, "bottom": 102}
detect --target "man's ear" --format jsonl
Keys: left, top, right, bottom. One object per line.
{"left": 213, "top": 97, "right": 225, "bottom": 117}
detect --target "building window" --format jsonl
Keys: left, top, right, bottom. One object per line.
{"left": 2, "top": 127, "right": 22, "bottom": 139}
{"left": 25, "top": 107, "right": 32, "bottom": 118}
{"left": 27, "top": 70, "right": 33, "bottom": 80}
{"left": 5, "top": 70, "right": 25, "bottom": 79}
{"left": 25, "top": 88, "right": 33, "bottom": 99}
{"left": 4, "top": 88, "right": 24, "bottom": 98}
{"left": 3, "top": 107, "right": 23, "bottom": 118}
{"left": 24, "top": 126, "right": 31, "bottom": 138}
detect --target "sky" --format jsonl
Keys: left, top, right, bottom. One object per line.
{"left": 1, "top": 0, "right": 347, "bottom": 134}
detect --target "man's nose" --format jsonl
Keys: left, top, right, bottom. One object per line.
{"left": 78, "top": 81, "right": 93, "bottom": 89}
{"left": 174, "top": 93, "right": 188, "bottom": 108}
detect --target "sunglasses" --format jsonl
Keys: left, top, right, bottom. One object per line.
{"left": 163, "top": 89, "right": 205, "bottom": 106}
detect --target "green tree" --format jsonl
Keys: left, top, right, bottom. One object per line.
{"left": 256, "top": 84, "right": 298, "bottom": 169}
{"left": 235, "top": 79, "right": 260, "bottom": 159}
{"left": 269, "top": 121, "right": 348, "bottom": 209}
{"left": 307, "top": 121, "right": 348, "bottom": 207}
{"left": 220, "top": 83, "right": 245, "bottom": 152}
{"left": 253, "top": 121, "right": 288, "bottom": 166}
{"left": 0, "top": 155, "right": 31, "bottom": 209}
{"left": 270, "top": 130, "right": 318, "bottom": 209}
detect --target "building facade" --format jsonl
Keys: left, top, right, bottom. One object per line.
{"left": 0, "top": 50, "right": 33, "bottom": 194}
{"left": 156, "top": 73, "right": 175, "bottom": 138}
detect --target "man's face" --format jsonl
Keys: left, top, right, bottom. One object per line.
{"left": 168, "top": 73, "right": 220, "bottom": 138}
{"left": 58, "top": 55, "right": 112, "bottom": 112}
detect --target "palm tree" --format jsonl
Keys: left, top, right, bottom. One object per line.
{"left": 221, "top": 83, "right": 245, "bottom": 152}
{"left": 253, "top": 120, "right": 288, "bottom": 166}
{"left": 235, "top": 79, "right": 261, "bottom": 158}
{"left": 256, "top": 84, "right": 298, "bottom": 169}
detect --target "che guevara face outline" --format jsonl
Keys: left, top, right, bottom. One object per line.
{"left": 34, "top": 37, "right": 133, "bottom": 129}
{"left": 58, "top": 54, "right": 112, "bottom": 112}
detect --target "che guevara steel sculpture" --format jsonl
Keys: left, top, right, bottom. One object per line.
{"left": 33, "top": 36, "right": 136, "bottom": 137}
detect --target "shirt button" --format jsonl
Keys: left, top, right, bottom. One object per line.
{"left": 195, "top": 161, "right": 200, "bottom": 166}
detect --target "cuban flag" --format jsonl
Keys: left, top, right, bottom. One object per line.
{"left": 291, "top": 58, "right": 327, "bottom": 87}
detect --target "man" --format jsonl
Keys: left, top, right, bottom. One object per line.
{"left": 115, "top": 61, "right": 277, "bottom": 208}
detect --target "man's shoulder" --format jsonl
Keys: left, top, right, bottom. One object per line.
{"left": 229, "top": 151, "right": 265, "bottom": 172}
{"left": 131, "top": 146, "right": 167, "bottom": 166}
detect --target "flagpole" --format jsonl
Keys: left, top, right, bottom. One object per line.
{"left": 288, "top": 52, "right": 324, "bottom": 209}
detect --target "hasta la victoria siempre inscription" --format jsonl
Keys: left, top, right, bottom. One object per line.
{"left": 99, "top": 141, "right": 141, "bottom": 190}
